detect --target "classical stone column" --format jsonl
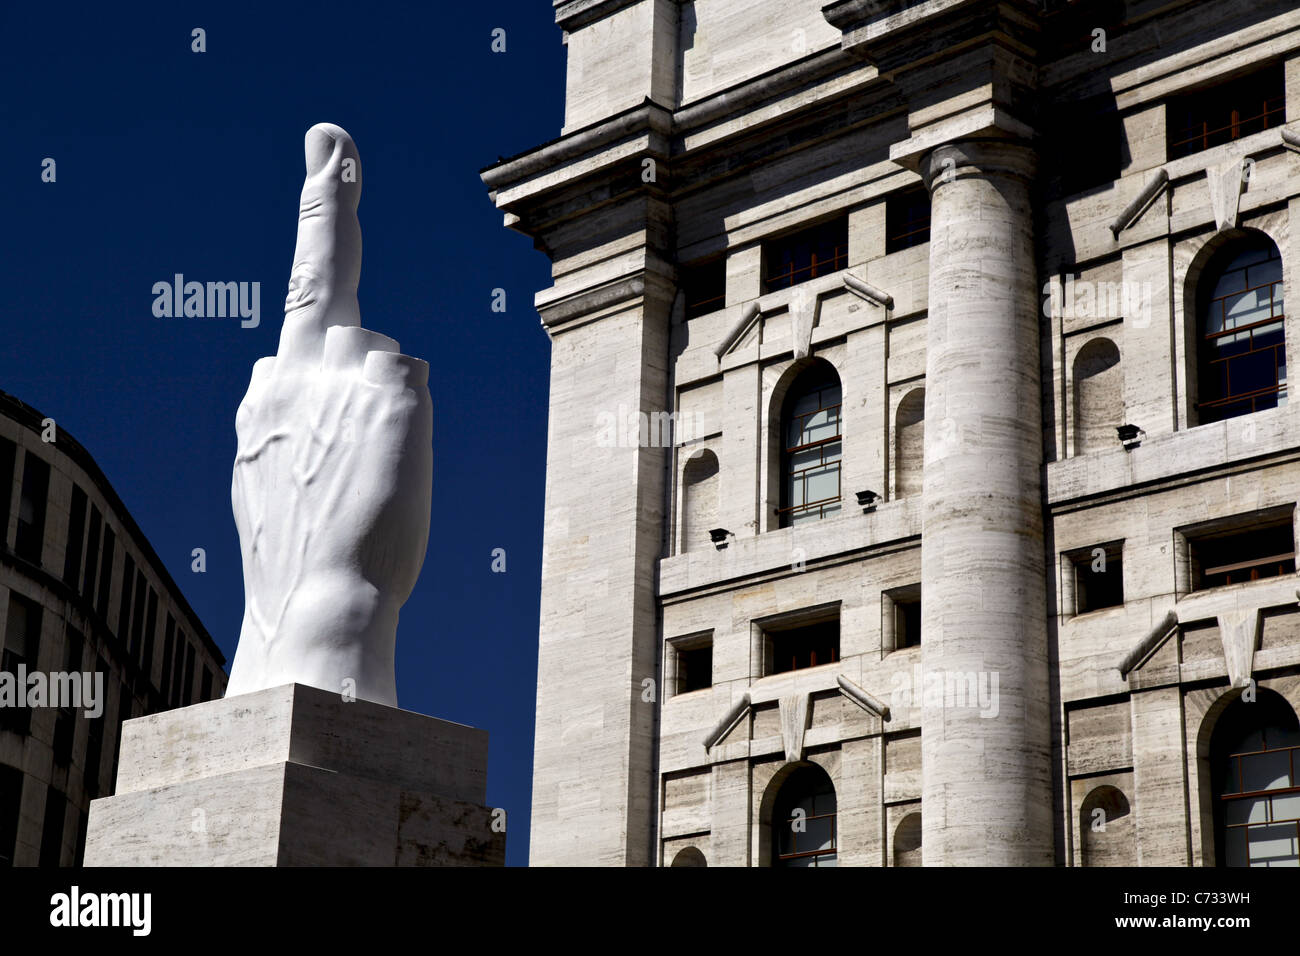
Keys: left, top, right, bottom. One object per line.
{"left": 918, "top": 140, "right": 1053, "bottom": 865}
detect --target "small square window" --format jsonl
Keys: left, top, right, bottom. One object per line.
{"left": 1069, "top": 543, "right": 1125, "bottom": 614}
{"left": 678, "top": 644, "right": 712, "bottom": 694}
{"left": 885, "top": 584, "right": 922, "bottom": 650}
{"left": 1166, "top": 63, "right": 1285, "bottom": 161}
{"left": 668, "top": 633, "right": 713, "bottom": 696}
{"left": 885, "top": 186, "right": 930, "bottom": 253}
{"left": 760, "top": 606, "right": 841, "bottom": 676}
{"left": 763, "top": 217, "right": 849, "bottom": 293}
{"left": 681, "top": 258, "right": 727, "bottom": 320}
{"left": 1185, "top": 511, "right": 1295, "bottom": 593}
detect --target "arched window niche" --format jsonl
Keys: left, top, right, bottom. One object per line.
{"left": 765, "top": 762, "right": 838, "bottom": 867}
{"left": 894, "top": 387, "right": 925, "bottom": 498}
{"left": 1072, "top": 338, "right": 1122, "bottom": 455}
{"left": 669, "top": 846, "right": 707, "bottom": 867}
{"left": 1187, "top": 229, "right": 1287, "bottom": 425}
{"left": 1204, "top": 687, "right": 1300, "bottom": 867}
{"left": 1079, "top": 784, "right": 1134, "bottom": 866}
{"left": 893, "top": 811, "right": 922, "bottom": 867}
{"left": 771, "top": 360, "right": 843, "bottom": 529}
{"left": 680, "top": 448, "right": 719, "bottom": 554}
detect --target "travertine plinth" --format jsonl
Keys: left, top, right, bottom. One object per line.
{"left": 84, "top": 683, "right": 504, "bottom": 866}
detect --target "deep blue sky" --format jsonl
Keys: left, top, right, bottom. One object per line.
{"left": 0, "top": 2, "right": 564, "bottom": 865}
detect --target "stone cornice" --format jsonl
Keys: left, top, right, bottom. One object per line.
{"left": 824, "top": 0, "right": 1040, "bottom": 74}
{"left": 554, "top": 0, "right": 682, "bottom": 32}
{"left": 536, "top": 265, "right": 677, "bottom": 334}
{"left": 481, "top": 99, "right": 672, "bottom": 193}
{"left": 480, "top": 51, "right": 885, "bottom": 242}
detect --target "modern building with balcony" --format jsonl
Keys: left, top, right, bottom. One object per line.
{"left": 0, "top": 390, "right": 226, "bottom": 866}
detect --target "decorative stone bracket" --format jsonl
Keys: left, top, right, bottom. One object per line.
{"left": 1116, "top": 580, "right": 1300, "bottom": 688}
{"left": 1112, "top": 125, "right": 1300, "bottom": 239}
{"left": 779, "top": 693, "right": 810, "bottom": 762}
{"left": 702, "top": 693, "right": 751, "bottom": 752}
{"left": 1109, "top": 169, "right": 1168, "bottom": 238}
{"left": 843, "top": 272, "right": 893, "bottom": 311}
{"left": 836, "top": 674, "right": 891, "bottom": 721}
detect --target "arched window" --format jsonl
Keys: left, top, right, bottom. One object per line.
{"left": 894, "top": 811, "right": 922, "bottom": 867}
{"left": 1080, "top": 785, "right": 1134, "bottom": 866}
{"left": 670, "top": 846, "right": 707, "bottom": 867}
{"left": 1073, "top": 338, "right": 1122, "bottom": 454}
{"left": 1196, "top": 233, "right": 1286, "bottom": 423}
{"left": 680, "top": 449, "right": 719, "bottom": 554}
{"left": 771, "top": 763, "right": 837, "bottom": 866}
{"left": 1211, "top": 689, "right": 1300, "bottom": 867}
{"left": 894, "top": 387, "right": 925, "bottom": 498}
{"left": 778, "top": 362, "right": 842, "bottom": 527}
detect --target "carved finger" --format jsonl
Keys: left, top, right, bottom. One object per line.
{"left": 323, "top": 325, "right": 399, "bottom": 371}
{"left": 363, "top": 350, "right": 429, "bottom": 388}
{"left": 278, "top": 123, "right": 363, "bottom": 365}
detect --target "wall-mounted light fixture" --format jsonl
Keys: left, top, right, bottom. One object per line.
{"left": 855, "top": 490, "right": 880, "bottom": 514}
{"left": 709, "top": 528, "right": 731, "bottom": 549}
{"left": 1116, "top": 424, "right": 1142, "bottom": 450}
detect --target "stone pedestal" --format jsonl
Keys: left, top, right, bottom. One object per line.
{"left": 84, "top": 683, "right": 505, "bottom": 866}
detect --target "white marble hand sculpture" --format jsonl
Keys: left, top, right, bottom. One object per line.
{"left": 224, "top": 123, "right": 433, "bottom": 707}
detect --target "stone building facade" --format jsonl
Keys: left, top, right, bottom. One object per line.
{"left": 483, "top": 0, "right": 1300, "bottom": 866}
{"left": 0, "top": 390, "right": 226, "bottom": 866}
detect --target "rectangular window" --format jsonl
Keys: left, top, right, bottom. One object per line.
{"left": 0, "top": 765, "right": 23, "bottom": 867}
{"left": 81, "top": 505, "right": 102, "bottom": 603}
{"left": 95, "top": 527, "right": 115, "bottom": 618}
{"left": 63, "top": 625, "right": 84, "bottom": 674}
{"left": 117, "top": 553, "right": 135, "bottom": 643}
{"left": 1187, "top": 514, "right": 1296, "bottom": 592}
{"left": 681, "top": 258, "right": 727, "bottom": 320}
{"left": 0, "top": 437, "right": 15, "bottom": 551}
{"left": 1071, "top": 542, "right": 1125, "bottom": 613}
{"left": 74, "top": 810, "right": 87, "bottom": 867}
{"left": 160, "top": 615, "right": 175, "bottom": 704}
{"left": 762, "top": 606, "right": 841, "bottom": 676}
{"left": 2, "top": 593, "right": 43, "bottom": 735}
{"left": 52, "top": 626, "right": 84, "bottom": 768}
{"left": 52, "top": 706, "right": 74, "bottom": 767}
{"left": 83, "top": 699, "right": 103, "bottom": 799}
{"left": 1167, "top": 63, "right": 1285, "bottom": 161}
{"left": 182, "top": 643, "right": 195, "bottom": 706}
{"left": 885, "top": 186, "right": 931, "bottom": 253}
{"left": 130, "top": 569, "right": 147, "bottom": 660}
{"left": 884, "top": 584, "right": 922, "bottom": 651}
{"left": 200, "top": 667, "right": 213, "bottom": 702}
{"left": 3, "top": 592, "right": 42, "bottom": 663}
{"left": 763, "top": 217, "right": 849, "bottom": 293}
{"left": 63, "top": 486, "right": 87, "bottom": 588}
{"left": 14, "top": 451, "right": 50, "bottom": 565}
{"left": 670, "top": 636, "right": 713, "bottom": 695}
{"left": 142, "top": 589, "right": 158, "bottom": 677}
{"left": 171, "top": 630, "right": 187, "bottom": 707}
{"left": 38, "top": 787, "right": 65, "bottom": 867}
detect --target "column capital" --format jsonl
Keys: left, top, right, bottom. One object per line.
{"left": 919, "top": 138, "right": 1036, "bottom": 193}
{"left": 888, "top": 105, "right": 1034, "bottom": 172}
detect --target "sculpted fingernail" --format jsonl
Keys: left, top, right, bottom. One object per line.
{"left": 304, "top": 124, "right": 343, "bottom": 177}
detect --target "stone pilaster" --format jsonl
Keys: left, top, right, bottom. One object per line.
{"left": 918, "top": 139, "right": 1053, "bottom": 865}
{"left": 528, "top": 198, "right": 675, "bottom": 866}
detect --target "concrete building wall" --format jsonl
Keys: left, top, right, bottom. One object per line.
{"left": 492, "top": 0, "right": 1300, "bottom": 865}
